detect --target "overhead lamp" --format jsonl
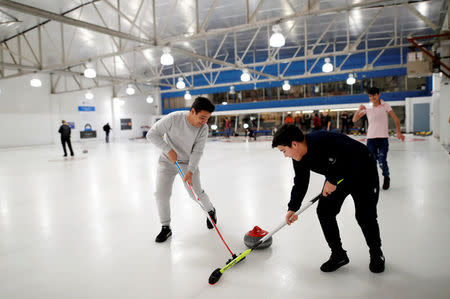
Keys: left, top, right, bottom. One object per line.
{"left": 184, "top": 90, "right": 192, "bottom": 100}
{"left": 126, "top": 84, "right": 135, "bottom": 95}
{"left": 230, "top": 86, "right": 235, "bottom": 94}
{"left": 269, "top": 24, "right": 285, "bottom": 48}
{"left": 240, "top": 69, "right": 251, "bottom": 82}
{"left": 160, "top": 47, "right": 174, "bottom": 66}
{"left": 146, "top": 95, "right": 154, "bottom": 103}
{"left": 84, "top": 67, "right": 96, "bottom": 79}
{"left": 30, "top": 77, "right": 42, "bottom": 87}
{"left": 85, "top": 90, "right": 94, "bottom": 100}
{"left": 211, "top": 124, "right": 218, "bottom": 130}
{"left": 346, "top": 73, "right": 356, "bottom": 85}
{"left": 322, "top": 57, "right": 333, "bottom": 73}
{"left": 176, "top": 77, "right": 186, "bottom": 89}
{"left": 282, "top": 80, "right": 291, "bottom": 91}
{"left": 243, "top": 123, "right": 249, "bottom": 129}
{"left": 222, "top": 101, "right": 228, "bottom": 105}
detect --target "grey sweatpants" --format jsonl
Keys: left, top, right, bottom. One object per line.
{"left": 155, "top": 159, "right": 214, "bottom": 226}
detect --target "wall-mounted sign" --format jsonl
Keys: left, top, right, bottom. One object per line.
{"left": 78, "top": 106, "right": 96, "bottom": 112}
{"left": 121, "top": 118, "right": 132, "bottom": 130}
{"left": 80, "top": 123, "right": 97, "bottom": 138}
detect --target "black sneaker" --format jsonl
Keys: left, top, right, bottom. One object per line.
{"left": 382, "top": 177, "right": 390, "bottom": 190}
{"left": 155, "top": 226, "right": 172, "bottom": 243}
{"left": 206, "top": 208, "right": 217, "bottom": 229}
{"left": 320, "top": 251, "right": 349, "bottom": 272}
{"left": 369, "top": 253, "right": 385, "bottom": 273}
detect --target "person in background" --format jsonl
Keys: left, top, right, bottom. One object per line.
{"left": 304, "top": 113, "right": 311, "bottom": 133}
{"left": 225, "top": 117, "right": 232, "bottom": 138}
{"left": 313, "top": 113, "right": 322, "bottom": 131}
{"left": 321, "top": 111, "right": 332, "bottom": 131}
{"left": 340, "top": 112, "right": 350, "bottom": 134}
{"left": 58, "top": 120, "right": 74, "bottom": 157}
{"left": 352, "top": 87, "right": 404, "bottom": 190}
{"left": 103, "top": 123, "right": 112, "bottom": 143}
{"left": 284, "top": 113, "right": 294, "bottom": 124}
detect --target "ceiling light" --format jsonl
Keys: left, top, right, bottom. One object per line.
{"left": 346, "top": 73, "right": 356, "bottom": 85}
{"left": 176, "top": 77, "right": 186, "bottom": 89}
{"left": 240, "top": 69, "right": 250, "bottom": 82}
{"left": 322, "top": 57, "right": 333, "bottom": 73}
{"left": 282, "top": 80, "right": 291, "bottom": 91}
{"left": 146, "top": 95, "right": 154, "bottom": 103}
{"left": 269, "top": 24, "right": 285, "bottom": 48}
{"left": 85, "top": 90, "right": 94, "bottom": 100}
{"left": 184, "top": 91, "right": 191, "bottom": 100}
{"left": 160, "top": 47, "right": 174, "bottom": 66}
{"left": 243, "top": 123, "right": 249, "bottom": 129}
{"left": 84, "top": 67, "right": 96, "bottom": 79}
{"left": 126, "top": 84, "right": 135, "bottom": 95}
{"left": 222, "top": 101, "right": 228, "bottom": 105}
{"left": 211, "top": 124, "right": 218, "bottom": 130}
{"left": 30, "top": 77, "right": 42, "bottom": 87}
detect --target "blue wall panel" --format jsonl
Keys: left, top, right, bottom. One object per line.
{"left": 162, "top": 90, "right": 427, "bottom": 114}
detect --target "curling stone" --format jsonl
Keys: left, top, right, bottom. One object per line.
{"left": 244, "top": 226, "right": 272, "bottom": 249}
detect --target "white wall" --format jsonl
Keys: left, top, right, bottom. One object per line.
{"left": 0, "top": 73, "right": 52, "bottom": 147}
{"left": 0, "top": 73, "right": 159, "bottom": 148}
{"left": 438, "top": 78, "right": 450, "bottom": 146}
{"left": 112, "top": 94, "right": 156, "bottom": 140}
{"left": 50, "top": 86, "right": 115, "bottom": 143}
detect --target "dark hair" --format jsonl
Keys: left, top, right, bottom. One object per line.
{"left": 272, "top": 124, "right": 305, "bottom": 148}
{"left": 368, "top": 87, "right": 380, "bottom": 95}
{"left": 191, "top": 97, "right": 215, "bottom": 113}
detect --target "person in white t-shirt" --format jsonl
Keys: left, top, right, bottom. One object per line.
{"left": 353, "top": 87, "right": 404, "bottom": 190}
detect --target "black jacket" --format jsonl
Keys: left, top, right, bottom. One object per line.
{"left": 103, "top": 124, "right": 111, "bottom": 133}
{"left": 58, "top": 124, "right": 71, "bottom": 138}
{"left": 288, "top": 131, "right": 376, "bottom": 211}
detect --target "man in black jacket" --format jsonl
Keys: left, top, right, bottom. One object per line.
{"left": 272, "top": 124, "right": 385, "bottom": 273}
{"left": 58, "top": 120, "right": 74, "bottom": 157}
{"left": 103, "top": 123, "right": 112, "bottom": 143}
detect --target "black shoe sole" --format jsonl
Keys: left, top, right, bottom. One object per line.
{"left": 320, "top": 258, "right": 350, "bottom": 272}
{"left": 370, "top": 257, "right": 385, "bottom": 273}
{"left": 370, "top": 266, "right": 385, "bottom": 273}
{"left": 155, "top": 231, "right": 172, "bottom": 243}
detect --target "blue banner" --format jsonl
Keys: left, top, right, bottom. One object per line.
{"left": 78, "top": 106, "right": 96, "bottom": 112}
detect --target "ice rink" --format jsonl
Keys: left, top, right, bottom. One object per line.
{"left": 0, "top": 135, "right": 449, "bottom": 298}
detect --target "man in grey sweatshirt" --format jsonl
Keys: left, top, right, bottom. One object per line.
{"left": 147, "top": 97, "right": 216, "bottom": 242}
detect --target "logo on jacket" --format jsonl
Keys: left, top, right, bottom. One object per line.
{"left": 328, "top": 157, "right": 336, "bottom": 164}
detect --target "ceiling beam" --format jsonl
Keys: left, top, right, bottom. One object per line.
{"left": 0, "top": 0, "right": 277, "bottom": 82}
{"left": 0, "top": 0, "right": 152, "bottom": 44}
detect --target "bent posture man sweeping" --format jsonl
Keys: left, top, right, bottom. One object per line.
{"left": 272, "top": 125, "right": 385, "bottom": 273}
{"left": 147, "top": 97, "right": 217, "bottom": 242}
